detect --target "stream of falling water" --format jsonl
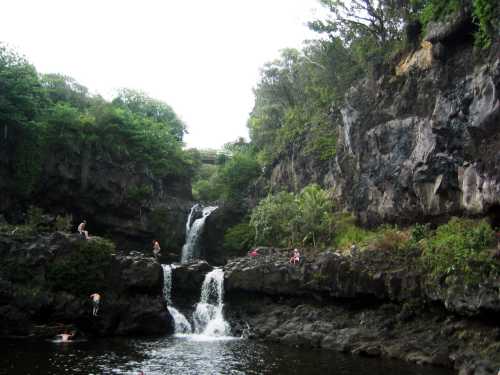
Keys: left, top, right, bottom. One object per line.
{"left": 180, "top": 205, "right": 217, "bottom": 264}
{"left": 162, "top": 265, "right": 232, "bottom": 340}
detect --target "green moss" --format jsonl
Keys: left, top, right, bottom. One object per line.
{"left": 46, "top": 237, "right": 115, "bottom": 295}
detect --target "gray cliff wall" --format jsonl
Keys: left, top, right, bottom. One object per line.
{"left": 266, "top": 19, "right": 499, "bottom": 226}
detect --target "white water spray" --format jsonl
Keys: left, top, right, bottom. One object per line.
{"left": 181, "top": 205, "right": 217, "bottom": 264}
{"left": 192, "top": 268, "right": 230, "bottom": 337}
{"left": 161, "top": 264, "right": 192, "bottom": 334}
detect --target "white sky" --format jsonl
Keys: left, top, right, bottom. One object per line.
{"left": 0, "top": 0, "right": 326, "bottom": 149}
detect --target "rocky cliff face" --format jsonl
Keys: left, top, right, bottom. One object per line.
{"left": 0, "top": 232, "right": 173, "bottom": 337}
{"left": 267, "top": 18, "right": 500, "bottom": 226}
{"left": 1, "top": 146, "right": 193, "bottom": 252}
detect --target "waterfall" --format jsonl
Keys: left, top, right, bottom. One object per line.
{"left": 192, "top": 268, "right": 230, "bottom": 337}
{"left": 181, "top": 205, "right": 217, "bottom": 264}
{"left": 185, "top": 204, "right": 199, "bottom": 235}
{"left": 161, "top": 264, "right": 192, "bottom": 334}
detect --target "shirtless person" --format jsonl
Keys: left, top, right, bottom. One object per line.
{"left": 78, "top": 220, "right": 89, "bottom": 240}
{"left": 152, "top": 240, "right": 161, "bottom": 259}
{"left": 90, "top": 293, "right": 101, "bottom": 316}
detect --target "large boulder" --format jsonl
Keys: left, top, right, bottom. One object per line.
{"left": 171, "top": 261, "right": 212, "bottom": 306}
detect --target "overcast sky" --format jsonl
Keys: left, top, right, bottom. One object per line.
{"left": 1, "top": 0, "right": 327, "bottom": 149}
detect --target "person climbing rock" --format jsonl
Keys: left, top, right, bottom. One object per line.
{"left": 90, "top": 292, "right": 101, "bottom": 316}
{"left": 78, "top": 220, "right": 89, "bottom": 240}
{"left": 289, "top": 248, "right": 300, "bottom": 264}
{"left": 152, "top": 240, "right": 161, "bottom": 259}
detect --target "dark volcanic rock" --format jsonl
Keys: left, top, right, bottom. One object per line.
{"left": 202, "top": 203, "right": 246, "bottom": 265}
{"left": 171, "top": 261, "right": 212, "bottom": 306}
{"left": 0, "top": 232, "right": 172, "bottom": 338}
{"left": 224, "top": 247, "right": 499, "bottom": 316}
{"left": 264, "top": 21, "right": 500, "bottom": 226}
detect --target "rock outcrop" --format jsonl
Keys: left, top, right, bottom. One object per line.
{"left": 224, "top": 247, "right": 499, "bottom": 316}
{"left": 0, "top": 232, "right": 173, "bottom": 337}
{"left": 222, "top": 248, "right": 500, "bottom": 374}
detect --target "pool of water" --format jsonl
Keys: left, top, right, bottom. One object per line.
{"left": 1, "top": 336, "right": 454, "bottom": 375}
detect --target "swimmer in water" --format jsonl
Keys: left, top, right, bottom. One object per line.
{"left": 55, "top": 331, "right": 74, "bottom": 342}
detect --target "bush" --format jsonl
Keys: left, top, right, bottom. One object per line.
{"left": 46, "top": 237, "right": 115, "bottom": 295}
{"left": 249, "top": 184, "right": 335, "bottom": 248}
{"left": 372, "top": 226, "right": 412, "bottom": 252}
{"left": 54, "top": 214, "right": 73, "bottom": 232}
{"left": 421, "top": 217, "right": 498, "bottom": 284}
{"left": 223, "top": 222, "right": 254, "bottom": 256}
{"left": 333, "top": 214, "right": 377, "bottom": 250}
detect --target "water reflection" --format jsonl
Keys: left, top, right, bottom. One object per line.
{"left": 0, "top": 337, "right": 454, "bottom": 375}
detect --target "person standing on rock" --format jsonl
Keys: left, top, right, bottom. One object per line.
{"left": 90, "top": 292, "right": 101, "bottom": 316}
{"left": 152, "top": 240, "right": 161, "bottom": 259}
{"left": 78, "top": 220, "right": 89, "bottom": 240}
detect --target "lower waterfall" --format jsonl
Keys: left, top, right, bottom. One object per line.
{"left": 161, "top": 264, "right": 192, "bottom": 334}
{"left": 162, "top": 264, "right": 232, "bottom": 339}
{"left": 193, "top": 268, "right": 230, "bottom": 337}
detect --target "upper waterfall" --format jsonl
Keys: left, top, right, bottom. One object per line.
{"left": 181, "top": 205, "right": 217, "bottom": 264}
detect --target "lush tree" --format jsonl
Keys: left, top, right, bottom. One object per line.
{"left": 0, "top": 44, "right": 47, "bottom": 196}
{"left": 112, "top": 88, "right": 186, "bottom": 141}
{"left": 218, "top": 151, "right": 261, "bottom": 201}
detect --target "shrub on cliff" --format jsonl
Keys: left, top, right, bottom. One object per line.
{"left": 422, "top": 217, "right": 498, "bottom": 283}
{"left": 223, "top": 222, "right": 255, "bottom": 256}
{"left": 249, "top": 184, "right": 334, "bottom": 248}
{"left": 46, "top": 238, "right": 115, "bottom": 295}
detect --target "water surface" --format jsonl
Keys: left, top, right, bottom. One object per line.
{"left": 1, "top": 336, "right": 454, "bottom": 375}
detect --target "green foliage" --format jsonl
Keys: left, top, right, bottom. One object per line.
{"left": 0, "top": 44, "right": 47, "bottom": 196}
{"left": 54, "top": 214, "right": 73, "bottom": 232}
{"left": 419, "top": 0, "right": 461, "bottom": 25}
{"left": 250, "top": 191, "right": 299, "bottom": 247}
{"left": 223, "top": 222, "right": 255, "bottom": 256}
{"left": 419, "top": 0, "right": 498, "bottom": 48}
{"left": 0, "top": 44, "right": 194, "bottom": 207}
{"left": 127, "top": 184, "right": 153, "bottom": 204}
{"left": 333, "top": 214, "right": 377, "bottom": 250}
{"left": 249, "top": 184, "right": 334, "bottom": 248}
{"left": 218, "top": 152, "right": 260, "bottom": 201}
{"left": 421, "top": 217, "right": 498, "bottom": 284}
{"left": 26, "top": 206, "right": 45, "bottom": 228}
{"left": 192, "top": 178, "right": 221, "bottom": 202}
{"left": 296, "top": 184, "right": 334, "bottom": 247}
{"left": 472, "top": 0, "right": 499, "bottom": 48}
{"left": 46, "top": 238, "right": 115, "bottom": 295}
{"left": 248, "top": 41, "right": 360, "bottom": 169}
{"left": 372, "top": 225, "right": 412, "bottom": 252}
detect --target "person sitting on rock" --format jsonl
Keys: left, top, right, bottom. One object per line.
{"left": 249, "top": 249, "right": 258, "bottom": 257}
{"left": 77, "top": 220, "right": 89, "bottom": 240}
{"left": 90, "top": 292, "right": 101, "bottom": 316}
{"left": 152, "top": 240, "right": 161, "bottom": 259}
{"left": 289, "top": 248, "right": 300, "bottom": 264}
